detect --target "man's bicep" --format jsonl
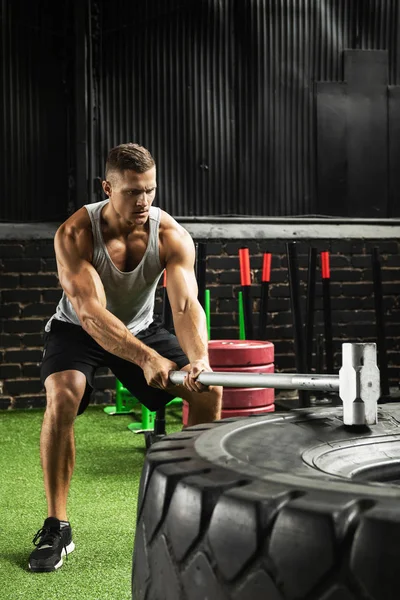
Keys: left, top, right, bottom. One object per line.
{"left": 55, "top": 226, "right": 106, "bottom": 313}
{"left": 62, "top": 263, "right": 107, "bottom": 317}
{"left": 165, "top": 234, "right": 198, "bottom": 312}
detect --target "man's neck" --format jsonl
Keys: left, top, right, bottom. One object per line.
{"left": 102, "top": 203, "right": 149, "bottom": 238}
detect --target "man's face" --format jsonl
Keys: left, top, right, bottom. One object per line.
{"left": 102, "top": 167, "right": 157, "bottom": 226}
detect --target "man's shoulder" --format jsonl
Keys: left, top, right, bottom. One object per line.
{"left": 57, "top": 207, "right": 92, "bottom": 238}
{"left": 55, "top": 208, "right": 93, "bottom": 260}
{"left": 159, "top": 209, "right": 191, "bottom": 245}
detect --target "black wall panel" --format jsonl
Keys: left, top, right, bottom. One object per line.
{"left": 95, "top": 0, "right": 400, "bottom": 218}
{"left": 97, "top": 0, "right": 320, "bottom": 216}
{"left": 0, "top": 0, "right": 73, "bottom": 221}
{"left": 316, "top": 82, "right": 347, "bottom": 216}
{"left": 346, "top": 50, "right": 388, "bottom": 218}
{"left": 389, "top": 86, "right": 400, "bottom": 217}
{"left": 234, "top": 0, "right": 317, "bottom": 216}
{"left": 97, "top": 0, "right": 237, "bottom": 216}
{"left": 2, "top": 0, "right": 400, "bottom": 220}
{"left": 316, "top": 50, "right": 390, "bottom": 217}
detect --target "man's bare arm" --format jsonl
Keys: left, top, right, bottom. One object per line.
{"left": 165, "top": 228, "right": 209, "bottom": 365}
{"left": 54, "top": 217, "right": 173, "bottom": 386}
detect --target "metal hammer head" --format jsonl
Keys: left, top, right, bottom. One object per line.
{"left": 339, "top": 343, "right": 380, "bottom": 426}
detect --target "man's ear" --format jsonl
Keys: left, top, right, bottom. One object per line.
{"left": 102, "top": 180, "right": 112, "bottom": 197}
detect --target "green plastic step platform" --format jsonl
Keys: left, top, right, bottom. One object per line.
{"left": 103, "top": 379, "right": 139, "bottom": 416}
{"left": 104, "top": 379, "right": 182, "bottom": 433}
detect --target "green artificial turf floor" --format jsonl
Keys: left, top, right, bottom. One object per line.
{"left": 0, "top": 405, "right": 182, "bottom": 600}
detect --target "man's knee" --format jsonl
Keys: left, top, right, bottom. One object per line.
{"left": 45, "top": 389, "right": 82, "bottom": 424}
{"left": 200, "top": 385, "right": 223, "bottom": 399}
{"left": 209, "top": 385, "right": 223, "bottom": 398}
{"left": 182, "top": 385, "right": 222, "bottom": 425}
{"left": 185, "top": 385, "right": 223, "bottom": 406}
{"left": 44, "top": 371, "right": 86, "bottom": 422}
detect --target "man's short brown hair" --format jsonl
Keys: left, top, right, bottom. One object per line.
{"left": 105, "top": 143, "right": 155, "bottom": 179}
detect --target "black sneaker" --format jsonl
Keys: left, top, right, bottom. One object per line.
{"left": 29, "top": 517, "right": 75, "bottom": 572}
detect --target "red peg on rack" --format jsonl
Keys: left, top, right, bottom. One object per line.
{"left": 259, "top": 253, "right": 272, "bottom": 340}
{"left": 321, "top": 251, "right": 330, "bottom": 279}
{"left": 320, "top": 251, "right": 333, "bottom": 373}
{"left": 238, "top": 247, "right": 254, "bottom": 339}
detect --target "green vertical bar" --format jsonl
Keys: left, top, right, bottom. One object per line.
{"left": 238, "top": 291, "right": 246, "bottom": 340}
{"left": 115, "top": 379, "right": 124, "bottom": 412}
{"left": 205, "top": 289, "right": 211, "bottom": 339}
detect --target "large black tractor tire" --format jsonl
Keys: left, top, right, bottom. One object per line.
{"left": 132, "top": 405, "right": 400, "bottom": 600}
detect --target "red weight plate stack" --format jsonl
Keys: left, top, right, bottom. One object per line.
{"left": 182, "top": 340, "right": 275, "bottom": 426}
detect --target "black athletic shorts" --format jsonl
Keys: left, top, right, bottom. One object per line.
{"left": 40, "top": 319, "right": 189, "bottom": 415}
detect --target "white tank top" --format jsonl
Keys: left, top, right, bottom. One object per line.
{"left": 46, "top": 200, "right": 164, "bottom": 335}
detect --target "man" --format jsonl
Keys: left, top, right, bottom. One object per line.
{"left": 29, "top": 143, "right": 222, "bottom": 572}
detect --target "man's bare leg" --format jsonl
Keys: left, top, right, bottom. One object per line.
{"left": 185, "top": 385, "right": 222, "bottom": 426}
{"left": 167, "top": 383, "right": 222, "bottom": 426}
{"left": 41, "top": 370, "right": 86, "bottom": 520}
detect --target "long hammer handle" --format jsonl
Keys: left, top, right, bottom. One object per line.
{"left": 169, "top": 343, "right": 380, "bottom": 427}
{"left": 169, "top": 371, "right": 339, "bottom": 392}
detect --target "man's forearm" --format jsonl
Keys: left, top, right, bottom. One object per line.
{"left": 80, "top": 305, "right": 157, "bottom": 368}
{"left": 172, "top": 302, "right": 209, "bottom": 364}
